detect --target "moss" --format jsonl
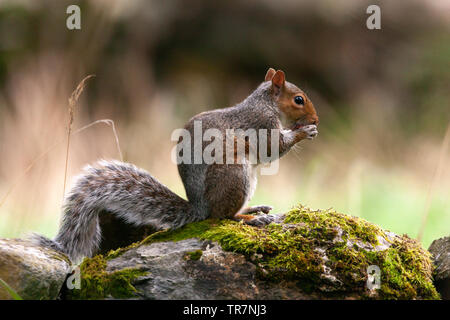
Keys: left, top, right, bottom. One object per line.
{"left": 105, "top": 220, "right": 218, "bottom": 260}
{"left": 284, "top": 206, "right": 384, "bottom": 245}
{"left": 375, "top": 236, "right": 439, "bottom": 299}
{"left": 81, "top": 204, "right": 439, "bottom": 299}
{"left": 185, "top": 250, "right": 203, "bottom": 261}
{"left": 67, "top": 255, "right": 147, "bottom": 300}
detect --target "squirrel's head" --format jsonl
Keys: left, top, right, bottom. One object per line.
{"left": 265, "top": 68, "right": 319, "bottom": 129}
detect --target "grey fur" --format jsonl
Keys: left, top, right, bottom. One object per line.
{"left": 32, "top": 160, "right": 197, "bottom": 262}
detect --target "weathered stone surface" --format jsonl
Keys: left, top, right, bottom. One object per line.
{"left": 0, "top": 238, "right": 70, "bottom": 300}
{"left": 0, "top": 206, "right": 441, "bottom": 300}
{"left": 106, "top": 238, "right": 311, "bottom": 299}
{"left": 70, "top": 206, "right": 440, "bottom": 300}
{"left": 428, "top": 236, "right": 450, "bottom": 300}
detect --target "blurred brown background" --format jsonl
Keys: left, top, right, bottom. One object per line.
{"left": 0, "top": 0, "right": 448, "bottom": 247}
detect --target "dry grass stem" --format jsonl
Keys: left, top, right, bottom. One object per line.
{"left": 62, "top": 75, "right": 95, "bottom": 200}
{"left": 0, "top": 118, "right": 122, "bottom": 209}
{"left": 74, "top": 119, "right": 123, "bottom": 161}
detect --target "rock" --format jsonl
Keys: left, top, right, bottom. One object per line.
{"left": 105, "top": 238, "right": 311, "bottom": 299}
{"left": 0, "top": 239, "right": 70, "bottom": 300}
{"left": 67, "top": 205, "right": 440, "bottom": 300}
{"left": 428, "top": 236, "right": 450, "bottom": 300}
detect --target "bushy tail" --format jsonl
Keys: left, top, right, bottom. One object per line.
{"left": 31, "top": 160, "right": 201, "bottom": 263}
{"left": 29, "top": 233, "right": 63, "bottom": 252}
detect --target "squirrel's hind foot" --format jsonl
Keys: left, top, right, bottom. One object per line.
{"left": 239, "top": 205, "right": 273, "bottom": 215}
{"left": 234, "top": 212, "right": 284, "bottom": 227}
{"left": 244, "top": 214, "right": 281, "bottom": 227}
{"left": 234, "top": 205, "right": 278, "bottom": 227}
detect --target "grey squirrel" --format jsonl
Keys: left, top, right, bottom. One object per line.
{"left": 31, "top": 68, "right": 319, "bottom": 262}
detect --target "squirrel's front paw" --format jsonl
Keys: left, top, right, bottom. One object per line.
{"left": 299, "top": 124, "right": 318, "bottom": 140}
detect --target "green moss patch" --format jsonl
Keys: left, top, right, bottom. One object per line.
{"left": 284, "top": 206, "right": 384, "bottom": 245}
{"left": 376, "top": 236, "right": 438, "bottom": 299}
{"left": 184, "top": 250, "right": 203, "bottom": 261}
{"left": 81, "top": 204, "right": 439, "bottom": 299}
{"left": 67, "top": 255, "right": 147, "bottom": 299}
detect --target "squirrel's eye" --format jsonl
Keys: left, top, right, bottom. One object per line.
{"left": 294, "top": 96, "right": 304, "bottom": 105}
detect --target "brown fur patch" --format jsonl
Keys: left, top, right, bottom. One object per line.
{"left": 277, "top": 83, "right": 318, "bottom": 126}
{"left": 234, "top": 213, "right": 256, "bottom": 221}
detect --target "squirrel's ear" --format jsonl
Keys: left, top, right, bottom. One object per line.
{"left": 271, "top": 70, "right": 285, "bottom": 94}
{"left": 265, "top": 68, "right": 276, "bottom": 81}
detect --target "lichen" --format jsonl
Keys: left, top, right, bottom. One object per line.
{"left": 67, "top": 255, "right": 147, "bottom": 300}
{"left": 79, "top": 204, "right": 439, "bottom": 300}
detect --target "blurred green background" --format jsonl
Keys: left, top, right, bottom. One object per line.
{"left": 0, "top": 0, "right": 448, "bottom": 247}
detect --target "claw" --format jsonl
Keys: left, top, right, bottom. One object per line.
{"left": 300, "top": 124, "right": 318, "bottom": 140}
{"left": 256, "top": 205, "right": 273, "bottom": 214}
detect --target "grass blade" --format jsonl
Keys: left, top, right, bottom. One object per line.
{"left": 0, "top": 278, "right": 23, "bottom": 300}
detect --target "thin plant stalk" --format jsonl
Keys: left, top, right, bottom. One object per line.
{"left": 0, "top": 278, "right": 23, "bottom": 300}
{"left": 62, "top": 75, "right": 95, "bottom": 201}
{"left": 0, "top": 119, "right": 122, "bottom": 209}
